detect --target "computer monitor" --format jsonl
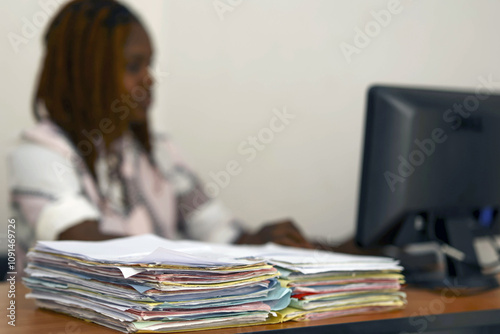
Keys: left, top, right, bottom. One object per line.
{"left": 356, "top": 85, "right": 500, "bottom": 289}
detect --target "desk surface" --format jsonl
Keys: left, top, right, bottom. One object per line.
{"left": 2, "top": 282, "right": 500, "bottom": 334}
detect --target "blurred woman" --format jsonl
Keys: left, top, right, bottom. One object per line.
{"left": 9, "top": 0, "right": 311, "bottom": 270}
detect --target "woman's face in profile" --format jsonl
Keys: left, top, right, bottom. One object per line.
{"left": 123, "top": 23, "right": 154, "bottom": 123}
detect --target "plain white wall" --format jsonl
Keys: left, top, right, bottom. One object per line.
{"left": 2, "top": 0, "right": 500, "bottom": 253}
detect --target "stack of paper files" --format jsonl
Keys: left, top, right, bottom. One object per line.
{"left": 211, "top": 243, "right": 407, "bottom": 321}
{"left": 23, "top": 235, "right": 291, "bottom": 333}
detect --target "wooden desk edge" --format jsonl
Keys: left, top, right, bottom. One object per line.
{"left": 2, "top": 283, "right": 500, "bottom": 333}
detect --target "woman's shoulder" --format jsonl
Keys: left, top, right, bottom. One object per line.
{"left": 12, "top": 120, "right": 76, "bottom": 161}
{"left": 9, "top": 121, "right": 82, "bottom": 185}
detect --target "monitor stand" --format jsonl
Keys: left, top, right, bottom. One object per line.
{"left": 396, "top": 215, "right": 499, "bottom": 291}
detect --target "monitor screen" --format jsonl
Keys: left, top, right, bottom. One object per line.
{"left": 356, "top": 85, "right": 500, "bottom": 248}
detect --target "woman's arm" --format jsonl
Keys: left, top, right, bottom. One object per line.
{"left": 58, "top": 220, "right": 122, "bottom": 241}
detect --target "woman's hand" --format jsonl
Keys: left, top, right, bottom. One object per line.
{"left": 236, "top": 220, "right": 314, "bottom": 249}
